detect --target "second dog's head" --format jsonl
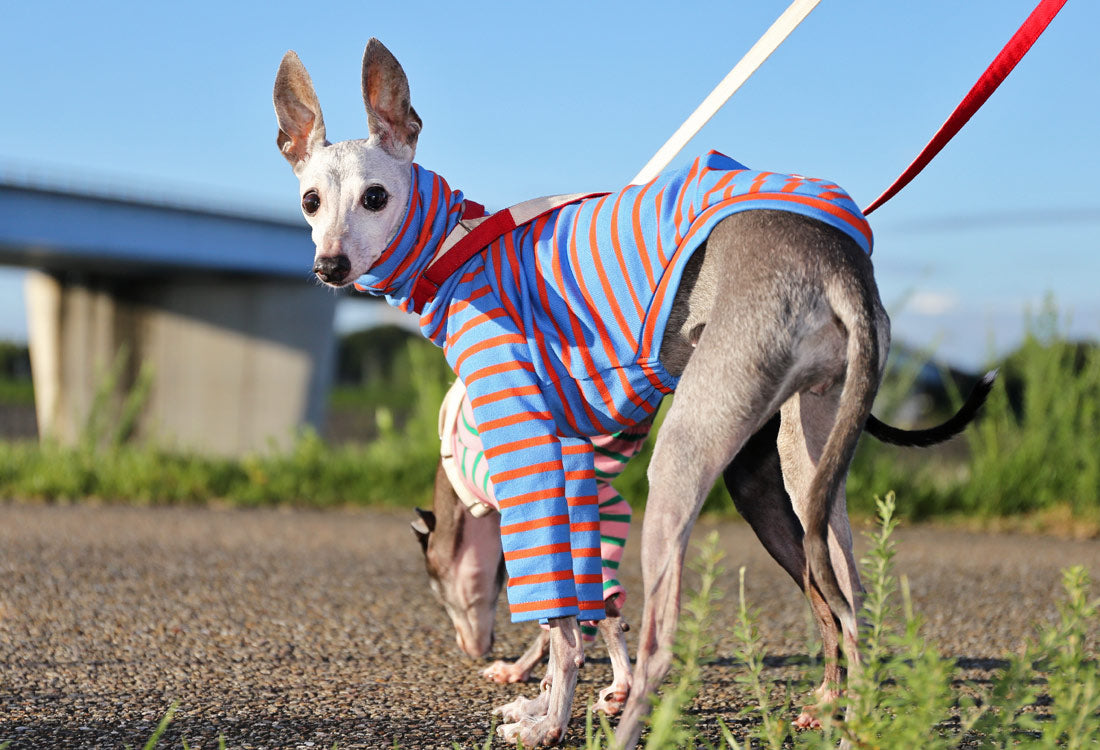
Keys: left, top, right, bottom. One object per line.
{"left": 273, "top": 39, "right": 420, "bottom": 287}
{"left": 412, "top": 472, "right": 506, "bottom": 659}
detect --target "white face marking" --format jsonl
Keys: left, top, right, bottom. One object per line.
{"left": 296, "top": 139, "right": 411, "bottom": 287}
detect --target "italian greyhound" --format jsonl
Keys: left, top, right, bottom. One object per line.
{"left": 273, "top": 39, "right": 993, "bottom": 746}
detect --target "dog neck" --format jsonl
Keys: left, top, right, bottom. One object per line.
{"left": 352, "top": 163, "right": 467, "bottom": 311}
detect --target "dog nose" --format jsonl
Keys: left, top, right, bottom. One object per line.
{"left": 313, "top": 254, "right": 351, "bottom": 284}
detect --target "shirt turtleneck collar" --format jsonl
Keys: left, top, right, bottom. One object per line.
{"left": 352, "top": 163, "right": 466, "bottom": 313}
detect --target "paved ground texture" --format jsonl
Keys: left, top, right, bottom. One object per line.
{"left": 2, "top": 503, "right": 1098, "bottom": 749}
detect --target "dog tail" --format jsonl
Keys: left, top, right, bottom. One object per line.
{"left": 866, "top": 369, "right": 997, "bottom": 447}
{"left": 802, "top": 266, "right": 881, "bottom": 635}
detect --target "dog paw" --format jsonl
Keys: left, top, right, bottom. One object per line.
{"left": 498, "top": 715, "right": 565, "bottom": 746}
{"left": 592, "top": 682, "right": 630, "bottom": 715}
{"left": 482, "top": 659, "right": 533, "bottom": 684}
{"left": 793, "top": 708, "right": 823, "bottom": 730}
{"left": 493, "top": 692, "right": 548, "bottom": 724}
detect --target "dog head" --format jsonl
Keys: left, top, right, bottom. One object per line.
{"left": 273, "top": 39, "right": 421, "bottom": 287}
{"left": 412, "top": 471, "right": 505, "bottom": 659}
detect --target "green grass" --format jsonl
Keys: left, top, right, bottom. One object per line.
{"left": 1, "top": 302, "right": 1098, "bottom": 527}
{"left": 847, "top": 300, "right": 1100, "bottom": 529}
{"left": 0, "top": 340, "right": 449, "bottom": 507}
{"left": 0, "top": 377, "right": 33, "bottom": 405}
{"left": 597, "top": 493, "right": 1100, "bottom": 749}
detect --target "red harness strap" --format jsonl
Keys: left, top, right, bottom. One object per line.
{"left": 409, "top": 192, "right": 609, "bottom": 313}
{"left": 863, "top": 0, "right": 1068, "bottom": 215}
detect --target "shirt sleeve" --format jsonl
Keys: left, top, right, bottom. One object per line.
{"left": 449, "top": 311, "right": 604, "bottom": 623}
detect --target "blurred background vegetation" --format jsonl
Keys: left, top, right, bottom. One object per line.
{"left": 1, "top": 300, "right": 1097, "bottom": 533}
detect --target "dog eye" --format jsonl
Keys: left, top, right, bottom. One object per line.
{"left": 361, "top": 185, "right": 388, "bottom": 212}
{"left": 302, "top": 190, "right": 321, "bottom": 215}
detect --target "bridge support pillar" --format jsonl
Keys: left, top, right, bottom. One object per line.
{"left": 25, "top": 270, "right": 336, "bottom": 457}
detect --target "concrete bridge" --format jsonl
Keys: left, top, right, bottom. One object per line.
{"left": 0, "top": 177, "right": 342, "bottom": 456}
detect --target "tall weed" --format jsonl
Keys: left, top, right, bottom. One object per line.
{"left": 848, "top": 300, "right": 1100, "bottom": 524}
{"left": 961, "top": 302, "right": 1100, "bottom": 519}
{"left": 643, "top": 532, "right": 726, "bottom": 748}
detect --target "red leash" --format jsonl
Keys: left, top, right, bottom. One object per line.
{"left": 862, "top": 0, "right": 1068, "bottom": 216}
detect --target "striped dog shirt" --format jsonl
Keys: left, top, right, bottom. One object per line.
{"left": 439, "top": 378, "right": 649, "bottom": 621}
{"left": 354, "top": 150, "right": 872, "bottom": 623}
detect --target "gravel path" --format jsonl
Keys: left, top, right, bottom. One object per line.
{"left": 1, "top": 503, "right": 1098, "bottom": 749}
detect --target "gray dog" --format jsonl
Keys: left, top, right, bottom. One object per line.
{"left": 274, "top": 38, "right": 992, "bottom": 747}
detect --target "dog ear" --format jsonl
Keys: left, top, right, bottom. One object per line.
{"left": 273, "top": 51, "right": 328, "bottom": 173}
{"left": 411, "top": 507, "right": 436, "bottom": 552}
{"left": 415, "top": 506, "right": 437, "bottom": 532}
{"left": 361, "top": 38, "right": 422, "bottom": 161}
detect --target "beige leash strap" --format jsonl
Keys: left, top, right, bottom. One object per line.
{"left": 630, "top": 0, "right": 822, "bottom": 186}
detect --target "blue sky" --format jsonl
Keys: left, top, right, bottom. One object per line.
{"left": 1, "top": 1, "right": 1096, "bottom": 369}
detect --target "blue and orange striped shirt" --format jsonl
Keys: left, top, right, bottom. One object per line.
{"left": 354, "top": 150, "right": 872, "bottom": 622}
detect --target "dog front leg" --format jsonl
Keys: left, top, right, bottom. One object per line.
{"left": 497, "top": 617, "right": 584, "bottom": 746}
{"left": 483, "top": 628, "right": 550, "bottom": 684}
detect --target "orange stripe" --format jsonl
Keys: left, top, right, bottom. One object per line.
{"left": 748, "top": 171, "right": 774, "bottom": 194}
{"left": 484, "top": 434, "right": 557, "bottom": 459}
{"left": 569, "top": 521, "right": 600, "bottom": 532}
{"left": 458, "top": 267, "right": 483, "bottom": 284}
{"left": 379, "top": 173, "right": 441, "bottom": 289}
{"left": 571, "top": 548, "right": 601, "bottom": 558}
{"left": 630, "top": 181, "right": 659, "bottom": 293}
{"left": 562, "top": 209, "right": 632, "bottom": 426}
{"left": 500, "top": 514, "right": 569, "bottom": 535}
{"left": 608, "top": 189, "right": 647, "bottom": 324}
{"left": 446, "top": 308, "right": 509, "bottom": 351}
{"left": 578, "top": 600, "right": 605, "bottom": 611}
{"left": 526, "top": 216, "right": 584, "bottom": 432}
{"left": 477, "top": 409, "right": 551, "bottom": 432}
{"left": 427, "top": 283, "right": 495, "bottom": 342}
{"left": 453, "top": 333, "right": 526, "bottom": 372}
{"left": 494, "top": 460, "right": 562, "bottom": 483}
{"left": 504, "top": 542, "right": 571, "bottom": 561}
{"left": 707, "top": 191, "right": 873, "bottom": 252}
{"left": 508, "top": 570, "right": 574, "bottom": 587}
{"left": 565, "top": 469, "right": 595, "bottom": 481}
{"left": 639, "top": 360, "right": 675, "bottom": 395}
{"left": 462, "top": 360, "right": 535, "bottom": 386}
{"left": 510, "top": 596, "right": 578, "bottom": 614}
{"left": 567, "top": 494, "right": 598, "bottom": 506}
{"left": 566, "top": 196, "right": 666, "bottom": 413}
{"left": 373, "top": 170, "right": 421, "bottom": 279}
{"left": 562, "top": 443, "right": 592, "bottom": 456}
{"left": 498, "top": 487, "right": 566, "bottom": 509}
{"left": 781, "top": 176, "right": 804, "bottom": 193}
{"left": 471, "top": 385, "right": 542, "bottom": 408}
{"left": 673, "top": 158, "right": 701, "bottom": 246}
{"left": 574, "top": 574, "right": 603, "bottom": 584}
{"left": 496, "top": 233, "right": 525, "bottom": 324}
{"left": 579, "top": 194, "right": 639, "bottom": 351}
{"left": 654, "top": 187, "right": 669, "bottom": 267}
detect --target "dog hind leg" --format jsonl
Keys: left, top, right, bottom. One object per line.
{"left": 721, "top": 414, "right": 842, "bottom": 728}
{"left": 778, "top": 390, "right": 868, "bottom": 687}
{"left": 614, "top": 305, "right": 804, "bottom": 747}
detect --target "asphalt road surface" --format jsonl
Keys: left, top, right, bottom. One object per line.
{"left": 2, "top": 503, "right": 1098, "bottom": 749}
